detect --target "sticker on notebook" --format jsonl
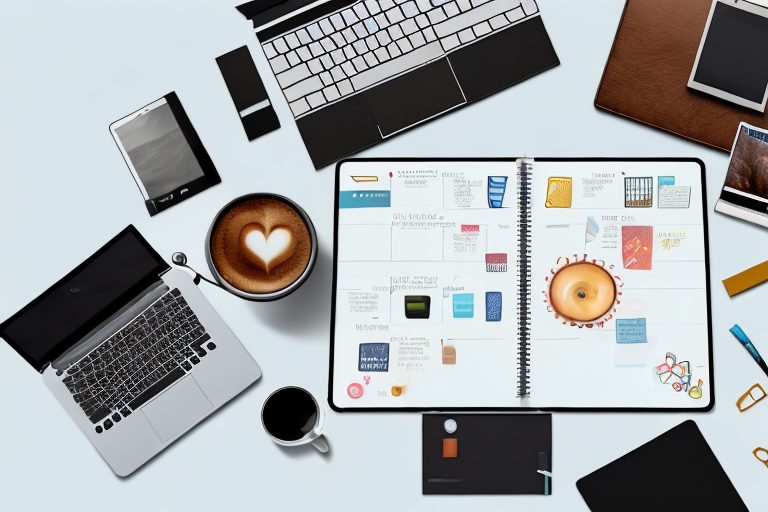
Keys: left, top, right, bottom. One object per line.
{"left": 545, "top": 177, "right": 573, "bottom": 208}
{"left": 350, "top": 175, "right": 379, "bottom": 183}
{"left": 452, "top": 293, "right": 474, "bottom": 318}
{"left": 585, "top": 216, "right": 600, "bottom": 244}
{"left": 485, "top": 253, "right": 508, "bottom": 272}
{"left": 487, "top": 176, "right": 508, "bottom": 208}
{"left": 391, "top": 385, "right": 406, "bottom": 397}
{"left": 404, "top": 295, "right": 431, "bottom": 319}
{"left": 485, "top": 291, "right": 502, "bottom": 321}
{"left": 655, "top": 352, "right": 696, "bottom": 394}
{"left": 658, "top": 185, "right": 691, "bottom": 208}
{"left": 624, "top": 177, "right": 653, "bottom": 207}
{"left": 616, "top": 318, "right": 647, "bottom": 344}
{"left": 358, "top": 343, "right": 389, "bottom": 372}
{"left": 658, "top": 176, "right": 676, "bottom": 187}
{"left": 622, "top": 226, "right": 653, "bottom": 270}
{"left": 542, "top": 254, "right": 623, "bottom": 328}
{"left": 347, "top": 382, "right": 364, "bottom": 399}
{"left": 441, "top": 340, "right": 456, "bottom": 365}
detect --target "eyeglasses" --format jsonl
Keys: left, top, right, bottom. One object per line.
{"left": 753, "top": 447, "right": 768, "bottom": 467}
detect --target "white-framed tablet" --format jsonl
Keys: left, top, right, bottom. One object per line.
{"left": 688, "top": 0, "right": 768, "bottom": 113}
{"left": 109, "top": 92, "right": 220, "bottom": 216}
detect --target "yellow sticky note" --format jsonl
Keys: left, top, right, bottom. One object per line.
{"left": 545, "top": 177, "right": 572, "bottom": 208}
{"left": 723, "top": 260, "right": 768, "bottom": 297}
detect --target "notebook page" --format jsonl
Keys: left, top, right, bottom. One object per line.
{"left": 527, "top": 161, "right": 711, "bottom": 409}
{"left": 332, "top": 161, "right": 521, "bottom": 409}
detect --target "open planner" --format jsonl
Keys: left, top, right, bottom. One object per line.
{"left": 330, "top": 158, "right": 712, "bottom": 411}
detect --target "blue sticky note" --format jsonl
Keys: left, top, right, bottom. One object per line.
{"left": 339, "top": 190, "right": 391, "bottom": 208}
{"left": 488, "top": 176, "right": 508, "bottom": 208}
{"left": 485, "top": 292, "right": 502, "bottom": 321}
{"left": 658, "top": 176, "right": 675, "bottom": 187}
{"left": 452, "top": 293, "right": 474, "bottom": 318}
{"left": 358, "top": 343, "right": 389, "bottom": 372}
{"left": 616, "top": 318, "right": 647, "bottom": 344}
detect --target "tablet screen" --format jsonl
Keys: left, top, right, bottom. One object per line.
{"left": 693, "top": 2, "right": 768, "bottom": 104}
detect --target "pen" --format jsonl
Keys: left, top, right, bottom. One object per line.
{"left": 729, "top": 324, "right": 768, "bottom": 380}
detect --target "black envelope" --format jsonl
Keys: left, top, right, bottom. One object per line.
{"left": 422, "top": 413, "right": 552, "bottom": 495}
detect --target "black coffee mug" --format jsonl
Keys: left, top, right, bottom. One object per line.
{"left": 261, "top": 387, "right": 329, "bottom": 453}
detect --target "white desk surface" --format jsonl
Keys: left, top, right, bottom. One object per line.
{"left": 1, "top": 1, "right": 766, "bottom": 510}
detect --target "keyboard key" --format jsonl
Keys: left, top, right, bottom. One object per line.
{"left": 396, "top": 37, "right": 413, "bottom": 53}
{"left": 263, "top": 42, "right": 277, "bottom": 59}
{"left": 112, "top": 412, "right": 122, "bottom": 422}
{"left": 331, "top": 49, "right": 345, "bottom": 64}
{"left": 120, "top": 407, "right": 131, "bottom": 417}
{"left": 417, "top": 0, "right": 432, "bottom": 11}
{"left": 409, "top": 31, "right": 427, "bottom": 47}
{"left": 456, "top": 0, "right": 471, "bottom": 10}
{"left": 332, "top": 32, "right": 346, "bottom": 47}
{"left": 489, "top": 14, "right": 509, "bottom": 29}
{"left": 285, "top": 33, "right": 300, "bottom": 48}
{"left": 297, "top": 46, "right": 312, "bottom": 61}
{"left": 364, "top": 17, "right": 379, "bottom": 33}
{"left": 473, "top": 20, "right": 492, "bottom": 36}
{"left": 284, "top": 75, "right": 324, "bottom": 101}
{"left": 351, "top": 40, "right": 442, "bottom": 90}
{"left": 206, "top": 342, "right": 216, "bottom": 351}
{"left": 374, "top": 46, "right": 390, "bottom": 62}
{"left": 385, "top": 7, "right": 405, "bottom": 24}
{"left": 307, "top": 91, "right": 326, "bottom": 108}
{"left": 181, "top": 360, "right": 193, "bottom": 371}
{"left": 505, "top": 7, "right": 525, "bottom": 23}
{"left": 521, "top": 0, "right": 538, "bottom": 15}
{"left": 190, "top": 356, "right": 200, "bottom": 365}
{"left": 270, "top": 54, "right": 290, "bottom": 73}
{"left": 458, "top": 27, "right": 475, "bottom": 43}
{"left": 308, "top": 57, "right": 324, "bottom": 73}
{"left": 309, "top": 41, "right": 324, "bottom": 56}
{"left": 320, "top": 71, "right": 333, "bottom": 85}
{"left": 104, "top": 419, "right": 113, "bottom": 430}
{"left": 331, "top": 13, "right": 345, "bottom": 30}
{"left": 342, "top": 9, "right": 359, "bottom": 25}
{"left": 353, "top": 3, "right": 369, "bottom": 18}
{"left": 444, "top": 1, "right": 460, "bottom": 17}
{"left": 366, "top": 35, "right": 380, "bottom": 50}
{"left": 297, "top": 28, "right": 312, "bottom": 45}
{"left": 427, "top": 8, "right": 447, "bottom": 24}
{"left": 321, "top": 37, "right": 336, "bottom": 52}
{"left": 273, "top": 38, "right": 289, "bottom": 53}
{"left": 388, "top": 24, "right": 405, "bottom": 39}
{"left": 377, "top": 30, "right": 392, "bottom": 46}
{"left": 471, "top": 0, "right": 491, "bottom": 5}
{"left": 353, "top": 39, "right": 369, "bottom": 54}
{"left": 196, "top": 347, "right": 207, "bottom": 358}
{"left": 374, "top": 13, "right": 388, "bottom": 28}
{"left": 415, "top": 14, "right": 430, "bottom": 27}
{"left": 423, "top": 26, "right": 437, "bottom": 41}
{"left": 352, "top": 56, "right": 369, "bottom": 72}
{"left": 342, "top": 27, "right": 357, "bottom": 43}
{"left": 342, "top": 61, "right": 357, "bottom": 77}
{"left": 434, "top": 0, "right": 519, "bottom": 38}
{"left": 363, "top": 51, "right": 379, "bottom": 67}
{"left": 432, "top": 0, "right": 450, "bottom": 5}
{"left": 323, "top": 84, "right": 341, "bottom": 101}
{"left": 319, "top": 18, "right": 334, "bottom": 34}
{"left": 338, "top": 79, "right": 354, "bottom": 95}
{"left": 353, "top": 22, "right": 368, "bottom": 38}
{"left": 307, "top": 23, "right": 323, "bottom": 40}
{"left": 441, "top": 33, "right": 460, "bottom": 50}
{"left": 365, "top": 0, "right": 382, "bottom": 15}
{"left": 286, "top": 50, "right": 301, "bottom": 67}
{"left": 400, "top": 18, "right": 418, "bottom": 35}
{"left": 343, "top": 44, "right": 357, "bottom": 60}
{"left": 321, "top": 54, "right": 334, "bottom": 69}
{"left": 381, "top": 0, "right": 396, "bottom": 9}
{"left": 95, "top": 425, "right": 103, "bottom": 434}
{"left": 387, "top": 41, "right": 402, "bottom": 58}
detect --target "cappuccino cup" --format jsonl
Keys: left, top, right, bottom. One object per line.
{"left": 205, "top": 193, "right": 317, "bottom": 301}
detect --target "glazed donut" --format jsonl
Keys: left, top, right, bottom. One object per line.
{"left": 548, "top": 262, "right": 617, "bottom": 322}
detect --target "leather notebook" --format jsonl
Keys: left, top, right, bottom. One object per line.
{"left": 595, "top": 0, "right": 768, "bottom": 152}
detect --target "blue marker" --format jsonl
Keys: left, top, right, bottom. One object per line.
{"left": 729, "top": 324, "right": 768, "bottom": 380}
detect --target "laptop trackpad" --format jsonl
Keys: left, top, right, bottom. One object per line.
{"left": 142, "top": 377, "right": 212, "bottom": 442}
{"left": 365, "top": 58, "right": 466, "bottom": 138}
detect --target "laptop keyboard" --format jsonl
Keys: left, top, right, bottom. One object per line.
{"left": 263, "top": 0, "right": 539, "bottom": 118}
{"left": 61, "top": 288, "right": 216, "bottom": 432}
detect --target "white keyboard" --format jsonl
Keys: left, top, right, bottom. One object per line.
{"left": 262, "top": 0, "right": 540, "bottom": 118}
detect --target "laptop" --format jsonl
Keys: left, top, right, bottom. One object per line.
{"left": 0, "top": 226, "right": 261, "bottom": 476}
{"left": 237, "top": 0, "right": 559, "bottom": 169}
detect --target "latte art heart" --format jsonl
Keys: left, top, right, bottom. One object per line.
{"left": 240, "top": 224, "right": 296, "bottom": 273}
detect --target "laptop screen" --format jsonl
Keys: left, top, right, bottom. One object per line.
{"left": 0, "top": 226, "right": 169, "bottom": 372}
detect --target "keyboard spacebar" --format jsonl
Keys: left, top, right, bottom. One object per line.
{"left": 128, "top": 367, "right": 185, "bottom": 410}
{"left": 350, "top": 42, "right": 444, "bottom": 91}
{"left": 434, "top": 0, "right": 524, "bottom": 38}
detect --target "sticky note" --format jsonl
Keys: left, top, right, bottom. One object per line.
{"left": 723, "top": 260, "right": 768, "bottom": 297}
{"left": 485, "top": 291, "right": 502, "bottom": 321}
{"left": 616, "top": 318, "right": 647, "bottom": 344}
{"left": 358, "top": 343, "right": 389, "bottom": 372}
{"left": 658, "top": 176, "right": 676, "bottom": 187}
{"left": 545, "top": 177, "right": 572, "bottom": 208}
{"left": 452, "top": 293, "right": 474, "bottom": 318}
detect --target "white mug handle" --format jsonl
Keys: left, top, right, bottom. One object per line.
{"left": 310, "top": 434, "right": 330, "bottom": 454}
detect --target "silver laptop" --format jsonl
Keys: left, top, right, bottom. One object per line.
{"left": 0, "top": 226, "right": 261, "bottom": 476}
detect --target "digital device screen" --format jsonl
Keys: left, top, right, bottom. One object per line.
{"left": 0, "top": 227, "right": 167, "bottom": 371}
{"left": 113, "top": 100, "right": 205, "bottom": 200}
{"left": 693, "top": 2, "right": 768, "bottom": 103}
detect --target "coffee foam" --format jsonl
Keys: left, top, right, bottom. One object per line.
{"left": 210, "top": 196, "right": 311, "bottom": 294}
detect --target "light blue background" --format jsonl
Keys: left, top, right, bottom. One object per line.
{"left": 1, "top": 1, "right": 766, "bottom": 509}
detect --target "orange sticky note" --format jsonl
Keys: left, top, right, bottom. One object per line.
{"left": 723, "top": 260, "right": 768, "bottom": 297}
{"left": 442, "top": 438, "right": 458, "bottom": 458}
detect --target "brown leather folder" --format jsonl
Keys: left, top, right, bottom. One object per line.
{"left": 595, "top": 0, "right": 768, "bottom": 152}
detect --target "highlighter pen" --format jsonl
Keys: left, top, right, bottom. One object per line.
{"left": 729, "top": 324, "right": 768, "bottom": 380}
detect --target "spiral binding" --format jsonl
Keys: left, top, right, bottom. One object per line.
{"left": 516, "top": 158, "right": 533, "bottom": 398}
